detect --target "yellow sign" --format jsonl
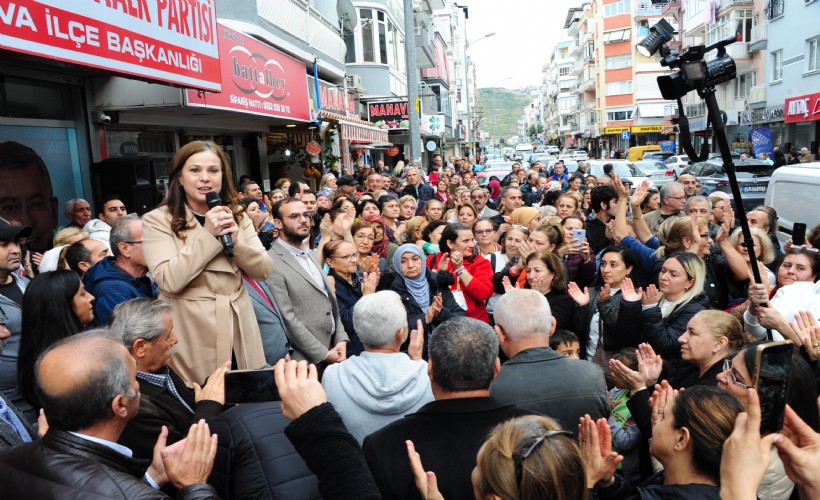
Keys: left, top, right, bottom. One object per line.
{"left": 604, "top": 127, "right": 630, "bottom": 134}
{"left": 631, "top": 125, "right": 663, "bottom": 133}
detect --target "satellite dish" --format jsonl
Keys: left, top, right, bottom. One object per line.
{"left": 337, "top": 0, "right": 358, "bottom": 31}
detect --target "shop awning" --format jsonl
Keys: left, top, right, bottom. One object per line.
{"left": 317, "top": 109, "right": 389, "bottom": 144}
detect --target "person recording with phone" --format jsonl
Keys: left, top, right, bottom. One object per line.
{"left": 143, "top": 140, "right": 274, "bottom": 387}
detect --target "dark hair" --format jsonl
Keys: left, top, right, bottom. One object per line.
{"left": 595, "top": 246, "right": 641, "bottom": 288}
{"left": 428, "top": 317, "right": 498, "bottom": 391}
{"left": 163, "top": 140, "right": 242, "bottom": 240}
{"left": 269, "top": 197, "right": 303, "bottom": 221}
{"left": 640, "top": 188, "right": 660, "bottom": 211}
{"left": 378, "top": 194, "right": 399, "bottom": 205}
{"left": 18, "top": 270, "right": 85, "bottom": 409}
{"left": 671, "top": 386, "right": 743, "bottom": 483}
{"left": 287, "top": 182, "right": 303, "bottom": 197}
{"left": 238, "top": 180, "right": 258, "bottom": 193}
{"left": 808, "top": 223, "right": 820, "bottom": 249}
{"left": 439, "top": 222, "right": 472, "bottom": 253}
{"left": 35, "top": 331, "right": 133, "bottom": 432}
{"left": 99, "top": 194, "right": 121, "bottom": 212}
{"left": 422, "top": 219, "right": 448, "bottom": 242}
{"left": 549, "top": 330, "right": 580, "bottom": 350}
{"left": 603, "top": 163, "right": 614, "bottom": 176}
{"left": 611, "top": 347, "right": 638, "bottom": 369}
{"left": 357, "top": 198, "right": 382, "bottom": 218}
{"left": 560, "top": 214, "right": 584, "bottom": 227}
{"left": 328, "top": 196, "right": 356, "bottom": 222}
{"left": 742, "top": 345, "right": 820, "bottom": 431}
{"left": 65, "top": 239, "right": 92, "bottom": 274}
{"left": 525, "top": 252, "right": 568, "bottom": 293}
{"left": 238, "top": 197, "right": 257, "bottom": 209}
{"left": 780, "top": 246, "right": 820, "bottom": 281}
{"left": 301, "top": 189, "right": 316, "bottom": 198}
{"left": 540, "top": 190, "right": 563, "bottom": 208}
{"left": 590, "top": 186, "right": 618, "bottom": 213}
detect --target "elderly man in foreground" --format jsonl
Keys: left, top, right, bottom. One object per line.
{"left": 0, "top": 331, "right": 219, "bottom": 499}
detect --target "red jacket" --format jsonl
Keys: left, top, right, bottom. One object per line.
{"left": 428, "top": 253, "right": 494, "bottom": 323}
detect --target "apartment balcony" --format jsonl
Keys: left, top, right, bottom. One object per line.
{"left": 635, "top": 2, "right": 669, "bottom": 18}
{"left": 559, "top": 123, "right": 573, "bottom": 132}
{"left": 749, "top": 24, "right": 767, "bottom": 52}
{"left": 719, "top": 0, "right": 753, "bottom": 10}
{"left": 663, "top": 103, "right": 679, "bottom": 120}
{"left": 257, "top": 0, "right": 344, "bottom": 62}
{"left": 749, "top": 85, "right": 766, "bottom": 108}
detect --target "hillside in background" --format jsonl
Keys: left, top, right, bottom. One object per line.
{"left": 476, "top": 87, "right": 533, "bottom": 142}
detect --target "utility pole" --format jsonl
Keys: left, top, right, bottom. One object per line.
{"left": 403, "top": 0, "right": 420, "bottom": 165}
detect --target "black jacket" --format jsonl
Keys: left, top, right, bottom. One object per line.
{"left": 574, "top": 290, "right": 643, "bottom": 358}
{"left": 400, "top": 183, "right": 435, "bottom": 212}
{"left": 585, "top": 217, "right": 612, "bottom": 254}
{"left": 362, "top": 397, "right": 534, "bottom": 500}
{"left": 0, "top": 429, "right": 218, "bottom": 499}
{"left": 378, "top": 269, "right": 465, "bottom": 355}
{"left": 119, "top": 367, "right": 223, "bottom": 460}
{"left": 635, "top": 292, "right": 710, "bottom": 358}
{"left": 285, "top": 403, "right": 381, "bottom": 500}
{"left": 592, "top": 471, "right": 720, "bottom": 499}
{"left": 209, "top": 402, "right": 322, "bottom": 499}
{"left": 328, "top": 269, "right": 365, "bottom": 356}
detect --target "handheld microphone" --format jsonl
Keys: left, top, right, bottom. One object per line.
{"left": 205, "top": 191, "right": 234, "bottom": 257}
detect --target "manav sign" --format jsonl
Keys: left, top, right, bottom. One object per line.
{"left": 0, "top": 0, "right": 222, "bottom": 91}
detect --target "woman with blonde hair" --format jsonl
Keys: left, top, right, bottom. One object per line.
{"left": 398, "top": 194, "right": 418, "bottom": 221}
{"left": 402, "top": 216, "right": 428, "bottom": 246}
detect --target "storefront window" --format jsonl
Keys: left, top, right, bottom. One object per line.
{"left": 0, "top": 76, "right": 73, "bottom": 120}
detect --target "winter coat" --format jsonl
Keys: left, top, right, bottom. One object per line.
{"left": 83, "top": 257, "right": 157, "bottom": 327}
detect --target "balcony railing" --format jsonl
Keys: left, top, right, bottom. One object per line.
{"left": 257, "top": 0, "right": 344, "bottom": 61}
{"left": 720, "top": 0, "right": 753, "bottom": 9}
{"left": 749, "top": 23, "right": 767, "bottom": 52}
{"left": 635, "top": 2, "right": 669, "bottom": 17}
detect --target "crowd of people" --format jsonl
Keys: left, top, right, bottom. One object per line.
{"left": 1, "top": 140, "right": 820, "bottom": 499}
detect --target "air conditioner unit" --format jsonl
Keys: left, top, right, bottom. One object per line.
{"left": 346, "top": 74, "right": 365, "bottom": 93}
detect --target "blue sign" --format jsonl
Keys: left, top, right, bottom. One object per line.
{"left": 621, "top": 131, "right": 631, "bottom": 140}
{"left": 750, "top": 127, "right": 773, "bottom": 158}
{"left": 659, "top": 140, "right": 675, "bottom": 153}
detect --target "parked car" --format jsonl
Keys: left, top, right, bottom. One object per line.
{"left": 688, "top": 159, "right": 775, "bottom": 209}
{"left": 477, "top": 162, "right": 516, "bottom": 186}
{"left": 642, "top": 151, "right": 673, "bottom": 161}
{"left": 547, "top": 146, "right": 560, "bottom": 156}
{"left": 664, "top": 155, "right": 691, "bottom": 176}
{"left": 634, "top": 160, "right": 676, "bottom": 188}
{"left": 764, "top": 163, "right": 820, "bottom": 247}
{"left": 627, "top": 145, "right": 661, "bottom": 161}
{"left": 528, "top": 153, "right": 553, "bottom": 165}
{"left": 571, "top": 150, "right": 590, "bottom": 160}
{"left": 585, "top": 160, "right": 655, "bottom": 193}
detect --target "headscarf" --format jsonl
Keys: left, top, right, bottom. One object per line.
{"left": 509, "top": 207, "right": 540, "bottom": 228}
{"left": 393, "top": 243, "right": 430, "bottom": 311}
{"left": 488, "top": 179, "right": 502, "bottom": 201}
{"left": 363, "top": 214, "right": 391, "bottom": 257}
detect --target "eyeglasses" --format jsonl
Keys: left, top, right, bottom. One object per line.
{"left": 331, "top": 253, "right": 359, "bottom": 261}
{"left": 123, "top": 240, "right": 143, "bottom": 244}
{"left": 722, "top": 359, "right": 751, "bottom": 389}
{"left": 513, "top": 431, "right": 573, "bottom": 491}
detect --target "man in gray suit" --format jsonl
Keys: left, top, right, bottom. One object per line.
{"left": 266, "top": 198, "right": 348, "bottom": 366}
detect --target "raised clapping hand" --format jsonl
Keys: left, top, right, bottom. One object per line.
{"left": 436, "top": 252, "right": 451, "bottom": 273}
{"left": 792, "top": 311, "right": 820, "bottom": 360}
{"left": 620, "top": 277, "right": 642, "bottom": 302}
{"left": 273, "top": 359, "right": 327, "bottom": 421}
{"left": 161, "top": 420, "right": 219, "bottom": 489}
{"left": 567, "top": 281, "right": 590, "bottom": 306}
{"left": 450, "top": 250, "right": 464, "bottom": 272}
{"left": 631, "top": 180, "right": 650, "bottom": 210}
{"left": 598, "top": 283, "right": 612, "bottom": 303}
{"left": 362, "top": 270, "right": 380, "bottom": 295}
{"left": 642, "top": 284, "right": 660, "bottom": 306}
{"left": 579, "top": 414, "right": 623, "bottom": 489}
{"left": 407, "top": 319, "right": 425, "bottom": 361}
{"left": 636, "top": 343, "right": 662, "bottom": 387}
{"left": 424, "top": 293, "right": 444, "bottom": 325}
{"left": 193, "top": 361, "right": 231, "bottom": 405}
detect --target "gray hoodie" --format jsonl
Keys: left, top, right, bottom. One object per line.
{"left": 322, "top": 351, "right": 434, "bottom": 444}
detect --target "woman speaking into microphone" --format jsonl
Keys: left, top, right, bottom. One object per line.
{"left": 143, "top": 140, "right": 274, "bottom": 386}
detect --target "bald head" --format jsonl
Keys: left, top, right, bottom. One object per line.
{"left": 677, "top": 174, "right": 698, "bottom": 197}
{"left": 37, "top": 330, "right": 137, "bottom": 432}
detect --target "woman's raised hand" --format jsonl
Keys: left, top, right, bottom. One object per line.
{"left": 567, "top": 281, "right": 590, "bottom": 306}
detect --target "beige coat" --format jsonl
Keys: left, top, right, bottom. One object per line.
{"left": 143, "top": 206, "right": 274, "bottom": 385}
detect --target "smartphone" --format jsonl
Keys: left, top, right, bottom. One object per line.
{"left": 224, "top": 368, "right": 280, "bottom": 405}
{"left": 752, "top": 341, "right": 793, "bottom": 434}
{"left": 792, "top": 223, "right": 807, "bottom": 246}
{"left": 572, "top": 229, "right": 587, "bottom": 243}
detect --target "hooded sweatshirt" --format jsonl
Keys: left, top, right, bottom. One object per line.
{"left": 322, "top": 351, "right": 434, "bottom": 444}
{"left": 82, "top": 257, "right": 156, "bottom": 327}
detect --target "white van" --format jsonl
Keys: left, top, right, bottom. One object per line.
{"left": 764, "top": 163, "right": 820, "bottom": 247}
{"left": 514, "top": 143, "right": 533, "bottom": 161}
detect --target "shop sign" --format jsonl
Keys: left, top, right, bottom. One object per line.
{"left": 785, "top": 92, "right": 820, "bottom": 123}
{"left": 740, "top": 105, "right": 785, "bottom": 125}
{"left": 307, "top": 75, "right": 355, "bottom": 116}
{"left": 604, "top": 127, "right": 630, "bottom": 134}
{"left": 0, "top": 0, "right": 221, "bottom": 91}
{"left": 185, "top": 24, "right": 310, "bottom": 120}
{"left": 368, "top": 100, "right": 409, "bottom": 130}
{"left": 631, "top": 125, "right": 662, "bottom": 133}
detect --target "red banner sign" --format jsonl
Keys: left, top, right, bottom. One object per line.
{"left": 0, "top": 0, "right": 221, "bottom": 91}
{"left": 185, "top": 24, "right": 310, "bottom": 121}
{"left": 785, "top": 92, "right": 820, "bottom": 123}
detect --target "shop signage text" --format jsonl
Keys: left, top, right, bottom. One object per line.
{"left": 307, "top": 76, "right": 355, "bottom": 116}
{"left": 368, "top": 100, "right": 409, "bottom": 130}
{"left": 604, "top": 127, "right": 630, "bottom": 134}
{"left": 785, "top": 92, "right": 820, "bottom": 124}
{"left": 740, "top": 105, "right": 785, "bottom": 125}
{"left": 185, "top": 24, "right": 310, "bottom": 121}
{"left": 631, "top": 125, "right": 662, "bottom": 133}
{"left": 0, "top": 0, "right": 222, "bottom": 91}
